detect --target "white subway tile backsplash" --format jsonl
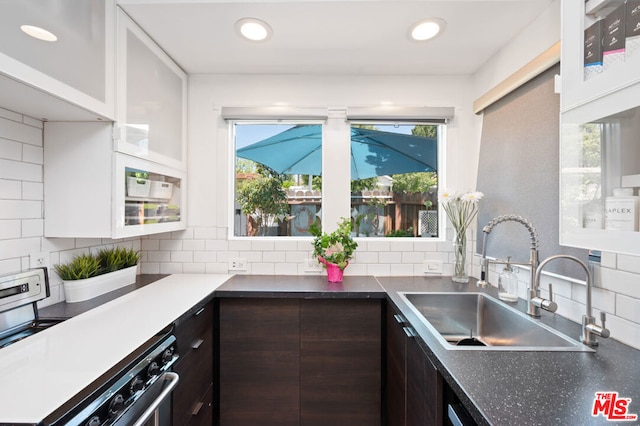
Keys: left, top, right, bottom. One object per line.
{"left": 0, "top": 179, "right": 21, "bottom": 199}
{"left": 402, "top": 251, "right": 424, "bottom": 264}
{"left": 205, "top": 239, "right": 228, "bottom": 251}
{"left": 285, "top": 251, "right": 306, "bottom": 263}
{"left": 171, "top": 251, "right": 193, "bottom": 263}
{"left": 355, "top": 251, "right": 378, "bottom": 264}
{"left": 379, "top": 251, "right": 402, "bottom": 263}
{"left": 0, "top": 258, "right": 22, "bottom": 275}
{"left": 252, "top": 263, "right": 275, "bottom": 275}
{"left": 206, "top": 262, "right": 228, "bottom": 274}
{"left": 22, "top": 144, "right": 43, "bottom": 164}
{"left": 0, "top": 108, "right": 22, "bottom": 122}
{"left": 616, "top": 254, "right": 640, "bottom": 274}
{"left": 604, "top": 314, "right": 640, "bottom": 349}
{"left": 0, "top": 117, "right": 41, "bottom": 145}
{"left": 251, "top": 239, "right": 275, "bottom": 252}
{"left": 600, "top": 267, "right": 640, "bottom": 299}
{"left": 141, "top": 239, "right": 160, "bottom": 251}
{"left": 140, "top": 262, "right": 160, "bottom": 274}
{"left": 160, "top": 263, "right": 183, "bottom": 274}
{"left": 21, "top": 219, "right": 43, "bottom": 238}
{"left": 367, "top": 263, "right": 390, "bottom": 276}
{"left": 171, "top": 228, "right": 193, "bottom": 240}
{"left": 263, "top": 251, "right": 286, "bottom": 263}
{"left": 0, "top": 159, "right": 41, "bottom": 182}
{"left": 148, "top": 251, "right": 171, "bottom": 262}
{"left": 194, "top": 251, "right": 216, "bottom": 263}
{"left": 0, "top": 237, "right": 40, "bottom": 259}
{"left": 183, "top": 263, "right": 206, "bottom": 273}
{"left": 0, "top": 220, "right": 21, "bottom": 239}
{"left": 616, "top": 294, "right": 640, "bottom": 323}
{"left": 182, "top": 239, "right": 205, "bottom": 251}
{"left": 159, "top": 239, "right": 183, "bottom": 251}
{"left": 390, "top": 240, "right": 414, "bottom": 252}
{"left": 0, "top": 200, "right": 41, "bottom": 219}
{"left": 366, "top": 240, "right": 391, "bottom": 252}
{"left": 22, "top": 181, "right": 43, "bottom": 200}
{"left": 0, "top": 138, "right": 21, "bottom": 161}
{"left": 274, "top": 240, "right": 299, "bottom": 251}
{"left": 228, "top": 239, "right": 252, "bottom": 251}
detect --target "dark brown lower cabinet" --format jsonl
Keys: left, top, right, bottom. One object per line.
{"left": 173, "top": 302, "right": 215, "bottom": 426}
{"left": 218, "top": 297, "right": 382, "bottom": 426}
{"left": 387, "top": 304, "right": 443, "bottom": 426}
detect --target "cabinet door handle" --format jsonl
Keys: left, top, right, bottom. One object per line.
{"left": 194, "top": 307, "right": 205, "bottom": 316}
{"left": 192, "top": 401, "right": 204, "bottom": 416}
{"left": 192, "top": 339, "right": 204, "bottom": 350}
{"left": 403, "top": 327, "right": 417, "bottom": 338}
{"left": 394, "top": 314, "right": 405, "bottom": 324}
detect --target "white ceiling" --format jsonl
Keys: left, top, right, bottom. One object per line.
{"left": 118, "top": 0, "right": 555, "bottom": 76}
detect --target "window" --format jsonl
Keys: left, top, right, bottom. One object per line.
{"left": 231, "top": 118, "right": 443, "bottom": 239}
{"left": 349, "top": 123, "right": 440, "bottom": 238}
{"left": 233, "top": 122, "right": 323, "bottom": 237}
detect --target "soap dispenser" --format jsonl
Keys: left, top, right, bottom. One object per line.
{"left": 498, "top": 257, "right": 518, "bottom": 303}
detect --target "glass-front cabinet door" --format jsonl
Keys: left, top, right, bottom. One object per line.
{"left": 116, "top": 8, "right": 187, "bottom": 170}
{"left": 560, "top": 81, "right": 640, "bottom": 255}
{"left": 114, "top": 155, "right": 186, "bottom": 238}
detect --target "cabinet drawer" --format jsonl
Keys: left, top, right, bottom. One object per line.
{"left": 186, "top": 383, "right": 214, "bottom": 426}
{"left": 174, "top": 302, "right": 213, "bottom": 359}
{"left": 172, "top": 335, "right": 213, "bottom": 426}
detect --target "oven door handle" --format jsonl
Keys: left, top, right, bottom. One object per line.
{"left": 131, "top": 372, "right": 179, "bottom": 426}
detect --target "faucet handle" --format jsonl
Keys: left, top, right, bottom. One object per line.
{"left": 600, "top": 312, "right": 607, "bottom": 330}
{"left": 539, "top": 283, "right": 558, "bottom": 313}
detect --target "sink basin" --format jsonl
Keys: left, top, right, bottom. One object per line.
{"left": 399, "top": 292, "right": 593, "bottom": 352}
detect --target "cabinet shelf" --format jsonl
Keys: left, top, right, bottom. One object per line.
{"left": 585, "top": 0, "right": 625, "bottom": 17}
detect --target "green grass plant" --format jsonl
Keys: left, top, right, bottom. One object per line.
{"left": 54, "top": 247, "right": 141, "bottom": 281}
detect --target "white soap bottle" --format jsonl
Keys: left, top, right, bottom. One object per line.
{"left": 498, "top": 257, "right": 518, "bottom": 303}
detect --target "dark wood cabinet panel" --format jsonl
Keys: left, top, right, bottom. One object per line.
{"left": 387, "top": 304, "right": 443, "bottom": 426}
{"left": 300, "top": 299, "right": 382, "bottom": 426}
{"left": 173, "top": 302, "right": 214, "bottom": 426}
{"left": 219, "top": 298, "right": 301, "bottom": 426}
{"left": 386, "top": 307, "right": 407, "bottom": 426}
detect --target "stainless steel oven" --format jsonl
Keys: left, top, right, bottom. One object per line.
{"left": 45, "top": 329, "right": 179, "bottom": 426}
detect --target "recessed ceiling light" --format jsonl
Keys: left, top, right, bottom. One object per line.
{"left": 235, "top": 18, "right": 272, "bottom": 42}
{"left": 20, "top": 25, "right": 57, "bottom": 42}
{"left": 409, "top": 18, "right": 446, "bottom": 42}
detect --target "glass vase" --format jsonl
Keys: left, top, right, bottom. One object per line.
{"left": 452, "top": 230, "right": 469, "bottom": 283}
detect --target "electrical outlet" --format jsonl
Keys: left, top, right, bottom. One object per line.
{"left": 228, "top": 257, "right": 247, "bottom": 271}
{"left": 423, "top": 260, "right": 443, "bottom": 274}
{"left": 30, "top": 252, "right": 49, "bottom": 268}
{"left": 304, "top": 258, "right": 324, "bottom": 273}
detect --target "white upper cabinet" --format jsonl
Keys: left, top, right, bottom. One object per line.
{"left": 561, "top": 0, "right": 640, "bottom": 111}
{"left": 116, "top": 8, "right": 187, "bottom": 170}
{"left": 44, "top": 122, "right": 187, "bottom": 239}
{"left": 559, "top": 0, "right": 640, "bottom": 255}
{"left": 0, "top": 0, "right": 115, "bottom": 120}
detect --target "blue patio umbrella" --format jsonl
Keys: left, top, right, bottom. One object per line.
{"left": 236, "top": 124, "right": 437, "bottom": 179}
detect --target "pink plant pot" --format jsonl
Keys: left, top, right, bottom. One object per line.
{"left": 318, "top": 256, "right": 347, "bottom": 283}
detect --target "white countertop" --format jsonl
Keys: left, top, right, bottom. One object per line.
{"left": 0, "top": 273, "right": 231, "bottom": 424}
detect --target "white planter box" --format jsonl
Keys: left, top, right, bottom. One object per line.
{"left": 62, "top": 265, "right": 138, "bottom": 303}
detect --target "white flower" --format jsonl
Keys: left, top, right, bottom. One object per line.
{"left": 438, "top": 190, "right": 457, "bottom": 203}
{"left": 462, "top": 191, "right": 484, "bottom": 203}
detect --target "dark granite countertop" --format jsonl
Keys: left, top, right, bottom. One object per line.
{"left": 377, "top": 276, "right": 640, "bottom": 426}
{"left": 215, "top": 274, "right": 387, "bottom": 299}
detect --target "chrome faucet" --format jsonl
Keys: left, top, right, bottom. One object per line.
{"left": 534, "top": 254, "right": 610, "bottom": 346}
{"left": 478, "top": 215, "right": 556, "bottom": 317}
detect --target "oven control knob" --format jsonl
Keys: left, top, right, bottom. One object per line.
{"left": 147, "top": 361, "right": 160, "bottom": 378}
{"left": 86, "top": 416, "right": 101, "bottom": 426}
{"left": 161, "top": 346, "right": 174, "bottom": 364}
{"left": 108, "top": 394, "right": 125, "bottom": 417}
{"left": 130, "top": 375, "right": 145, "bottom": 394}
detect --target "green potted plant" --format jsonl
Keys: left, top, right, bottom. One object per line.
{"left": 309, "top": 217, "right": 358, "bottom": 282}
{"left": 55, "top": 247, "right": 141, "bottom": 303}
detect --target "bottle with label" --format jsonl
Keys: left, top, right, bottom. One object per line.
{"left": 583, "top": 199, "right": 603, "bottom": 229}
{"left": 498, "top": 257, "right": 518, "bottom": 303}
{"left": 605, "top": 188, "right": 639, "bottom": 231}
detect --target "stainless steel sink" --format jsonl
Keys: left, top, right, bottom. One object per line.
{"left": 399, "top": 292, "right": 594, "bottom": 352}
